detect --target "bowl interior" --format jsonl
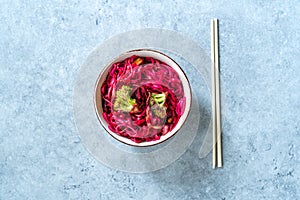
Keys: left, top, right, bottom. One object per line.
{"left": 94, "top": 49, "right": 192, "bottom": 147}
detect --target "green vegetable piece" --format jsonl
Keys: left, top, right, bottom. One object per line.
{"left": 151, "top": 93, "right": 166, "bottom": 106}
{"left": 113, "top": 85, "right": 136, "bottom": 112}
{"left": 150, "top": 93, "right": 167, "bottom": 118}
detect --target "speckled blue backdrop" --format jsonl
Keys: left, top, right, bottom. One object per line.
{"left": 1, "top": 0, "right": 299, "bottom": 199}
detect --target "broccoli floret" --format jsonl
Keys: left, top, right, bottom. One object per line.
{"left": 150, "top": 93, "right": 167, "bottom": 118}
{"left": 113, "top": 85, "right": 136, "bottom": 112}
{"left": 150, "top": 93, "right": 166, "bottom": 106}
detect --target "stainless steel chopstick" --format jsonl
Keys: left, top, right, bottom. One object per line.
{"left": 211, "top": 18, "right": 223, "bottom": 168}
{"left": 211, "top": 19, "right": 217, "bottom": 169}
{"left": 213, "top": 19, "right": 223, "bottom": 168}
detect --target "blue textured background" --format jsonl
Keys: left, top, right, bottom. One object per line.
{"left": 1, "top": 0, "right": 299, "bottom": 199}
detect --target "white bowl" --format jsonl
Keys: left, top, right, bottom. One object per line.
{"left": 94, "top": 49, "right": 192, "bottom": 147}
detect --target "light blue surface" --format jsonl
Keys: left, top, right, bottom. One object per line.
{"left": 1, "top": 0, "right": 299, "bottom": 199}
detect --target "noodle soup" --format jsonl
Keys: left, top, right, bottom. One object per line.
{"left": 95, "top": 50, "right": 191, "bottom": 146}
